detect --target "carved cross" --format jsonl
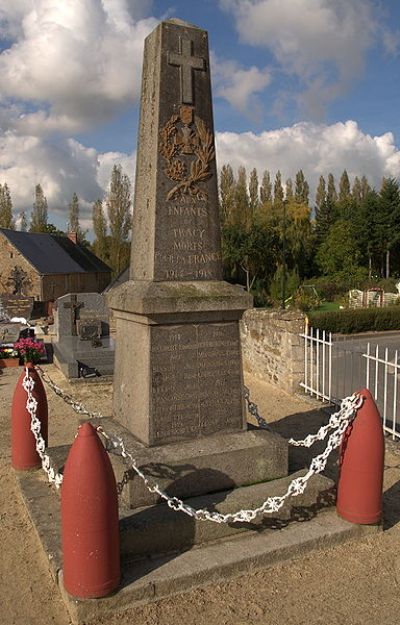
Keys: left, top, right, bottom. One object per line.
{"left": 63, "top": 294, "right": 84, "bottom": 336}
{"left": 168, "top": 38, "right": 205, "bottom": 104}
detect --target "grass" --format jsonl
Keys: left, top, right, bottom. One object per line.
{"left": 317, "top": 301, "right": 341, "bottom": 312}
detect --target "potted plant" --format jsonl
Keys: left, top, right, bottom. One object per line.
{"left": 14, "top": 337, "right": 46, "bottom": 366}
{"left": 0, "top": 346, "right": 20, "bottom": 368}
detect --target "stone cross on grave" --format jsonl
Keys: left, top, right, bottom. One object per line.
{"left": 168, "top": 37, "right": 205, "bottom": 104}
{"left": 63, "top": 294, "right": 84, "bottom": 336}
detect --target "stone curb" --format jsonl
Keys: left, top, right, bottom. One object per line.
{"left": 16, "top": 468, "right": 380, "bottom": 625}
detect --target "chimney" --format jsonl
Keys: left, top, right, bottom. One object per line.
{"left": 67, "top": 232, "right": 78, "bottom": 244}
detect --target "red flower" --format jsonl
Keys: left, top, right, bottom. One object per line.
{"left": 14, "top": 338, "right": 46, "bottom": 363}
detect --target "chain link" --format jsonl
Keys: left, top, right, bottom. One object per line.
{"left": 22, "top": 368, "right": 63, "bottom": 488}
{"left": 33, "top": 367, "right": 363, "bottom": 523}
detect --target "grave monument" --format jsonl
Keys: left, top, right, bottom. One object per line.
{"left": 107, "top": 18, "right": 288, "bottom": 511}
{"left": 53, "top": 292, "right": 114, "bottom": 378}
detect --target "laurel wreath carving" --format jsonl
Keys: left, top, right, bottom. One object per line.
{"left": 159, "top": 113, "right": 215, "bottom": 201}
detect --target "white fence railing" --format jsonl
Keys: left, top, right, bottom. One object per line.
{"left": 299, "top": 327, "right": 333, "bottom": 402}
{"left": 364, "top": 344, "right": 400, "bottom": 440}
{"left": 301, "top": 327, "right": 400, "bottom": 440}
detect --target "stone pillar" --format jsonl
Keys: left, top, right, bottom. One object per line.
{"left": 107, "top": 19, "right": 252, "bottom": 446}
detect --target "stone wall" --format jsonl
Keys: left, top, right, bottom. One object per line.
{"left": 240, "top": 309, "right": 305, "bottom": 393}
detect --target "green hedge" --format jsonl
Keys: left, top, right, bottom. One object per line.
{"left": 308, "top": 306, "right": 400, "bottom": 334}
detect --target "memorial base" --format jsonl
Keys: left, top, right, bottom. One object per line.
{"left": 107, "top": 280, "right": 253, "bottom": 446}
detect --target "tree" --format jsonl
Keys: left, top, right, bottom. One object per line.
{"left": 219, "top": 164, "right": 236, "bottom": 226}
{"left": 260, "top": 170, "right": 272, "bottom": 204}
{"left": 315, "top": 175, "right": 326, "bottom": 210}
{"left": 106, "top": 164, "right": 132, "bottom": 274}
{"left": 92, "top": 199, "right": 108, "bottom": 262}
{"left": 234, "top": 166, "right": 250, "bottom": 229}
{"left": 273, "top": 171, "right": 284, "bottom": 208}
{"left": 294, "top": 170, "right": 309, "bottom": 205}
{"left": 327, "top": 173, "right": 337, "bottom": 204}
{"left": 316, "top": 220, "right": 364, "bottom": 287}
{"left": 376, "top": 177, "right": 400, "bottom": 277}
{"left": 352, "top": 176, "right": 362, "bottom": 205}
{"left": 338, "top": 170, "right": 351, "bottom": 203}
{"left": 353, "top": 190, "right": 381, "bottom": 278}
{"left": 248, "top": 168, "right": 259, "bottom": 218}
{"left": 258, "top": 169, "right": 273, "bottom": 224}
{"left": 360, "top": 175, "right": 371, "bottom": 201}
{"left": 19, "top": 211, "right": 28, "bottom": 232}
{"left": 285, "top": 178, "right": 294, "bottom": 201}
{"left": 30, "top": 184, "right": 48, "bottom": 232}
{"left": 0, "top": 183, "right": 14, "bottom": 229}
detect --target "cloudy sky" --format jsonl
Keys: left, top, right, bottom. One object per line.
{"left": 1, "top": 0, "right": 400, "bottom": 231}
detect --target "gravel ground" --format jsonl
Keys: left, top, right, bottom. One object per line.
{"left": 1, "top": 364, "right": 400, "bottom": 625}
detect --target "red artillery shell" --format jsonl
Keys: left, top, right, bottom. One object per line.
{"left": 61, "top": 422, "right": 120, "bottom": 599}
{"left": 11, "top": 363, "right": 48, "bottom": 470}
{"left": 337, "top": 388, "right": 384, "bottom": 524}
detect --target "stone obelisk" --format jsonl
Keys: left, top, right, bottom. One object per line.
{"left": 108, "top": 19, "right": 252, "bottom": 446}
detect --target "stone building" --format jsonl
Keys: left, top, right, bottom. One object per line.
{"left": 0, "top": 228, "right": 112, "bottom": 313}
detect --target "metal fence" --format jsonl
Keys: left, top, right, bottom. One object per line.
{"left": 364, "top": 344, "right": 400, "bottom": 440}
{"left": 299, "top": 327, "right": 332, "bottom": 402}
{"left": 301, "top": 327, "right": 400, "bottom": 440}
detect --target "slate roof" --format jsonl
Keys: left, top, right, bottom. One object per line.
{"left": 102, "top": 266, "right": 129, "bottom": 293}
{"left": 0, "top": 228, "right": 111, "bottom": 275}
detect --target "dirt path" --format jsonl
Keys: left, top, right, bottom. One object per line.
{"left": 1, "top": 365, "right": 400, "bottom": 625}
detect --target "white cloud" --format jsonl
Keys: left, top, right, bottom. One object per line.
{"left": 1, "top": 121, "right": 399, "bottom": 229}
{"left": 211, "top": 52, "right": 271, "bottom": 117}
{"left": 216, "top": 120, "right": 400, "bottom": 201}
{"left": 0, "top": 0, "right": 158, "bottom": 134}
{"left": 0, "top": 131, "right": 135, "bottom": 225}
{"left": 219, "top": 0, "right": 393, "bottom": 117}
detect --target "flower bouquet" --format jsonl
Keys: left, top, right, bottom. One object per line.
{"left": 14, "top": 337, "right": 46, "bottom": 365}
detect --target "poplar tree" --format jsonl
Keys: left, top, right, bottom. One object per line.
{"left": 106, "top": 164, "right": 132, "bottom": 274}
{"left": 327, "top": 173, "right": 337, "bottom": 204}
{"left": 315, "top": 175, "right": 326, "bottom": 210}
{"left": 19, "top": 211, "right": 28, "bottom": 232}
{"left": 285, "top": 178, "right": 294, "bottom": 201}
{"left": 338, "top": 170, "right": 351, "bottom": 203}
{"left": 234, "top": 166, "right": 250, "bottom": 229}
{"left": 68, "top": 193, "right": 80, "bottom": 235}
{"left": 360, "top": 175, "right": 371, "bottom": 201}
{"left": 30, "top": 184, "right": 48, "bottom": 232}
{"left": 219, "top": 164, "right": 236, "bottom": 226}
{"left": 315, "top": 176, "right": 331, "bottom": 244}
{"left": 273, "top": 171, "right": 284, "bottom": 208}
{"left": 248, "top": 168, "right": 259, "bottom": 218}
{"left": 0, "top": 182, "right": 14, "bottom": 229}
{"left": 294, "top": 170, "right": 309, "bottom": 205}
{"left": 92, "top": 199, "right": 108, "bottom": 262}
{"left": 352, "top": 176, "right": 362, "bottom": 205}
{"left": 260, "top": 170, "right": 272, "bottom": 204}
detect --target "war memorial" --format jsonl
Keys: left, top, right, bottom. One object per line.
{"left": 11, "top": 18, "right": 383, "bottom": 625}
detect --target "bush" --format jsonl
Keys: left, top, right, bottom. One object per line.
{"left": 303, "top": 277, "right": 347, "bottom": 301}
{"left": 308, "top": 306, "right": 400, "bottom": 334}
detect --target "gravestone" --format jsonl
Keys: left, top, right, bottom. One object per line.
{"left": 107, "top": 18, "right": 288, "bottom": 507}
{"left": 0, "top": 294, "right": 34, "bottom": 321}
{"left": 53, "top": 292, "right": 114, "bottom": 378}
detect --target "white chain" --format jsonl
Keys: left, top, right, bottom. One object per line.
{"left": 22, "top": 368, "right": 63, "bottom": 488}
{"left": 32, "top": 367, "right": 363, "bottom": 522}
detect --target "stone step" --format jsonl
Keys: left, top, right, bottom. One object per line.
{"left": 46, "top": 417, "right": 289, "bottom": 510}
{"left": 16, "top": 469, "right": 379, "bottom": 625}
{"left": 119, "top": 470, "right": 335, "bottom": 558}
